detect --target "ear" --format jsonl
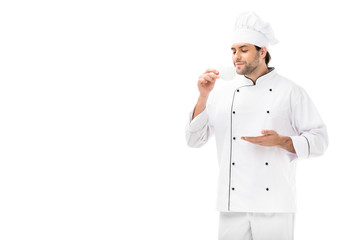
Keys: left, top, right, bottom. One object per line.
{"left": 260, "top": 46, "right": 267, "bottom": 59}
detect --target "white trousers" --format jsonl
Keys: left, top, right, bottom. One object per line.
{"left": 218, "top": 212, "right": 295, "bottom": 240}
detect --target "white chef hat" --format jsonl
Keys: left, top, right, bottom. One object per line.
{"left": 232, "top": 12, "right": 279, "bottom": 49}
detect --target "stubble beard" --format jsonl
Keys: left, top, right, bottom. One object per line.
{"left": 235, "top": 53, "right": 260, "bottom": 76}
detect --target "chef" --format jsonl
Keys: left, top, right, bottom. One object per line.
{"left": 185, "top": 12, "right": 328, "bottom": 240}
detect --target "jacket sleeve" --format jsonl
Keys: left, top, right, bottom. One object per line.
{"left": 185, "top": 96, "right": 214, "bottom": 148}
{"left": 289, "top": 87, "right": 329, "bottom": 160}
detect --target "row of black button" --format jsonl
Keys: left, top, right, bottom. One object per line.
{"left": 231, "top": 159, "right": 270, "bottom": 192}
{"left": 231, "top": 162, "right": 269, "bottom": 166}
{"left": 231, "top": 187, "right": 270, "bottom": 191}
{"left": 230, "top": 87, "right": 274, "bottom": 193}
{"left": 233, "top": 110, "right": 270, "bottom": 114}
{"left": 236, "top": 88, "right": 273, "bottom": 92}
{"left": 233, "top": 88, "right": 273, "bottom": 114}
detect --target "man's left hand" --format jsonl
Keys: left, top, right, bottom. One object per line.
{"left": 241, "top": 130, "right": 296, "bottom": 153}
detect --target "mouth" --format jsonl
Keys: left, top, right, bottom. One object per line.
{"left": 235, "top": 62, "right": 245, "bottom": 66}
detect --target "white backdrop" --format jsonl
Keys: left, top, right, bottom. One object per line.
{"left": 1, "top": 0, "right": 359, "bottom": 239}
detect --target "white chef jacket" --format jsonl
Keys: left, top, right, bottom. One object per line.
{"left": 185, "top": 68, "right": 328, "bottom": 213}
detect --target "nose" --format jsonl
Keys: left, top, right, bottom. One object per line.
{"left": 233, "top": 51, "right": 241, "bottom": 60}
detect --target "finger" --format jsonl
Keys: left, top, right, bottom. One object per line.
{"left": 199, "top": 78, "right": 212, "bottom": 85}
{"left": 204, "top": 74, "right": 218, "bottom": 81}
{"left": 241, "top": 136, "right": 265, "bottom": 143}
{"left": 261, "top": 130, "right": 276, "bottom": 135}
{"left": 199, "top": 73, "right": 216, "bottom": 80}
{"left": 242, "top": 138, "right": 265, "bottom": 145}
{"left": 204, "top": 69, "right": 220, "bottom": 75}
{"left": 208, "top": 72, "right": 221, "bottom": 79}
{"left": 199, "top": 78, "right": 212, "bottom": 86}
{"left": 242, "top": 136, "right": 265, "bottom": 140}
{"left": 202, "top": 75, "right": 216, "bottom": 82}
{"left": 210, "top": 72, "right": 221, "bottom": 80}
{"left": 204, "top": 75, "right": 212, "bottom": 81}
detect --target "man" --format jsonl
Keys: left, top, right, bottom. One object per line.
{"left": 185, "top": 12, "right": 328, "bottom": 240}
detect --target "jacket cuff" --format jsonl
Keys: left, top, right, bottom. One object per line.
{"left": 187, "top": 108, "right": 209, "bottom": 133}
{"left": 290, "top": 135, "right": 310, "bottom": 160}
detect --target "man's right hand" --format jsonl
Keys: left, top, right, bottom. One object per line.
{"left": 197, "top": 68, "right": 220, "bottom": 97}
{"left": 191, "top": 69, "right": 219, "bottom": 120}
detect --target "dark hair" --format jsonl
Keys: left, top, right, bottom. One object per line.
{"left": 255, "top": 46, "right": 271, "bottom": 66}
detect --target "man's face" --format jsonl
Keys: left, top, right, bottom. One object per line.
{"left": 231, "top": 43, "right": 260, "bottom": 75}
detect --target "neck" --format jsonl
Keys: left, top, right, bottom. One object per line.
{"left": 245, "top": 64, "right": 269, "bottom": 84}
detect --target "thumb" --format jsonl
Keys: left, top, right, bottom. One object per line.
{"left": 261, "top": 129, "right": 276, "bottom": 135}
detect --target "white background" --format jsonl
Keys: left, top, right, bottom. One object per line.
{"left": 0, "top": 0, "right": 359, "bottom": 239}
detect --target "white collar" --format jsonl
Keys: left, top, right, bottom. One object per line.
{"left": 242, "top": 67, "right": 276, "bottom": 86}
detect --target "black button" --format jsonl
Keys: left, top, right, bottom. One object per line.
{"left": 232, "top": 162, "right": 235, "bottom": 165}
{"left": 265, "top": 162, "right": 269, "bottom": 165}
{"left": 233, "top": 137, "right": 236, "bottom": 140}
{"left": 233, "top": 111, "right": 236, "bottom": 114}
{"left": 267, "top": 111, "right": 270, "bottom": 114}
{"left": 237, "top": 89, "right": 239, "bottom": 92}
{"left": 266, "top": 188, "right": 269, "bottom": 191}
{"left": 232, "top": 188, "right": 235, "bottom": 190}
{"left": 269, "top": 89, "right": 272, "bottom": 91}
